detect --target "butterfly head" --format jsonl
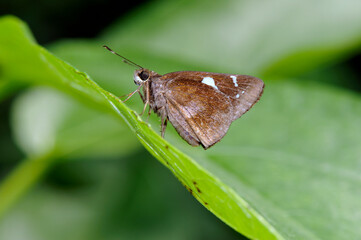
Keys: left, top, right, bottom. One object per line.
{"left": 134, "top": 69, "right": 151, "bottom": 85}
{"left": 133, "top": 69, "right": 161, "bottom": 85}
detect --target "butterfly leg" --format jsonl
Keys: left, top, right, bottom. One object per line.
{"left": 161, "top": 117, "right": 168, "bottom": 138}
{"left": 138, "top": 91, "right": 145, "bottom": 102}
{"left": 139, "top": 82, "right": 150, "bottom": 116}
{"left": 121, "top": 84, "right": 143, "bottom": 103}
{"left": 140, "top": 101, "right": 148, "bottom": 116}
{"left": 157, "top": 106, "right": 168, "bottom": 138}
{"left": 146, "top": 105, "right": 152, "bottom": 122}
{"left": 139, "top": 91, "right": 151, "bottom": 121}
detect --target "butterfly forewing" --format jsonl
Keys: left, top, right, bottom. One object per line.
{"left": 162, "top": 71, "right": 264, "bottom": 119}
{"left": 215, "top": 74, "right": 264, "bottom": 120}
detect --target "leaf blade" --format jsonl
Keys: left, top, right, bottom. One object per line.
{"left": 0, "top": 16, "right": 284, "bottom": 240}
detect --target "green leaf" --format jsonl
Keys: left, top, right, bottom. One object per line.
{"left": 0, "top": 152, "right": 243, "bottom": 240}
{"left": 193, "top": 81, "right": 361, "bottom": 240}
{"left": 47, "top": 2, "right": 361, "bottom": 237}
{"left": 0, "top": 16, "right": 281, "bottom": 239}
{"left": 101, "top": 0, "right": 361, "bottom": 77}
{"left": 2, "top": 0, "right": 361, "bottom": 238}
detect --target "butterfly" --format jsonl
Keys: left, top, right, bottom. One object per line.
{"left": 104, "top": 46, "right": 264, "bottom": 149}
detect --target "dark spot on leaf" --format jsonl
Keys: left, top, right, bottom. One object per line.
{"left": 185, "top": 185, "right": 193, "bottom": 195}
{"left": 196, "top": 187, "right": 201, "bottom": 193}
{"left": 165, "top": 145, "right": 169, "bottom": 149}
{"left": 204, "top": 202, "right": 208, "bottom": 205}
{"left": 192, "top": 181, "right": 197, "bottom": 185}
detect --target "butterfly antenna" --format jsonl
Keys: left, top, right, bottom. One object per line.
{"left": 103, "top": 45, "right": 143, "bottom": 69}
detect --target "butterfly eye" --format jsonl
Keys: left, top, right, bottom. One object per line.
{"left": 139, "top": 71, "right": 150, "bottom": 81}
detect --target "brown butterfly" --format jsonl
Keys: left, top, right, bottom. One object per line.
{"left": 104, "top": 46, "right": 264, "bottom": 149}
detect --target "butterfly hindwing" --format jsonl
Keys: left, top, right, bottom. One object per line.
{"left": 166, "top": 99, "right": 201, "bottom": 147}
{"left": 163, "top": 77, "right": 233, "bottom": 148}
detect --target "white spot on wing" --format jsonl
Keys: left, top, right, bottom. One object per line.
{"left": 236, "top": 94, "right": 240, "bottom": 98}
{"left": 230, "top": 75, "right": 238, "bottom": 87}
{"left": 241, "top": 90, "right": 245, "bottom": 94}
{"left": 202, "top": 77, "right": 218, "bottom": 90}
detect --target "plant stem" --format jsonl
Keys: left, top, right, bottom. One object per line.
{"left": 0, "top": 154, "right": 55, "bottom": 219}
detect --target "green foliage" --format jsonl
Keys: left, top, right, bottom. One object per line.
{"left": 1, "top": 0, "right": 361, "bottom": 239}
{"left": 0, "top": 16, "right": 278, "bottom": 240}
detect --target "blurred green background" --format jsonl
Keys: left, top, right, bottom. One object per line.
{"left": 1, "top": 0, "right": 361, "bottom": 239}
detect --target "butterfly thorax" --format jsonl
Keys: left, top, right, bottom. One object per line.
{"left": 133, "top": 69, "right": 168, "bottom": 120}
{"left": 151, "top": 76, "right": 169, "bottom": 119}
